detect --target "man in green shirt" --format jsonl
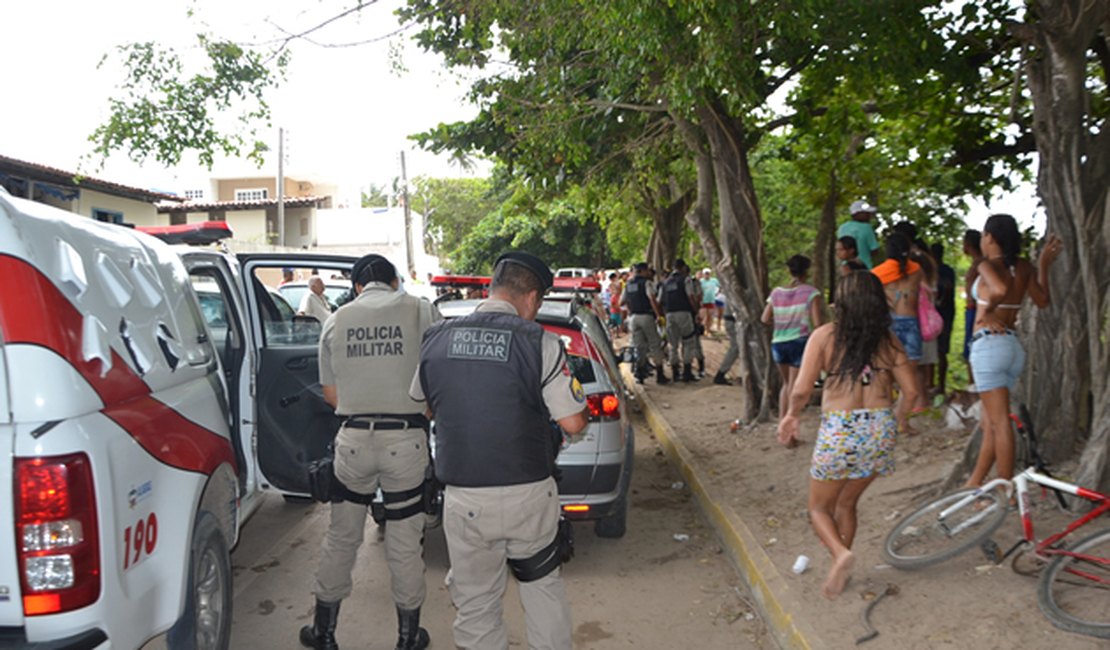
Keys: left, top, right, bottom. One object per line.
{"left": 837, "top": 200, "right": 881, "bottom": 269}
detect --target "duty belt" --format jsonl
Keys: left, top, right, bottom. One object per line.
{"left": 343, "top": 414, "right": 428, "bottom": 430}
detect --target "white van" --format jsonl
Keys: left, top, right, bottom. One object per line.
{"left": 0, "top": 189, "right": 356, "bottom": 648}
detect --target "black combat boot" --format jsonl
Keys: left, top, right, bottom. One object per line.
{"left": 713, "top": 371, "right": 732, "bottom": 385}
{"left": 672, "top": 364, "right": 682, "bottom": 382}
{"left": 634, "top": 360, "right": 648, "bottom": 384}
{"left": 697, "top": 357, "right": 705, "bottom": 376}
{"left": 300, "top": 599, "right": 340, "bottom": 650}
{"left": 395, "top": 606, "right": 430, "bottom": 650}
{"left": 656, "top": 364, "right": 670, "bottom": 384}
{"left": 682, "top": 363, "right": 698, "bottom": 382}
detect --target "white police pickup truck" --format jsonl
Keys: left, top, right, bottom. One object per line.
{"left": 0, "top": 188, "right": 356, "bottom": 649}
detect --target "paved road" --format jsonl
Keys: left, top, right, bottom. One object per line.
{"left": 154, "top": 407, "right": 767, "bottom": 649}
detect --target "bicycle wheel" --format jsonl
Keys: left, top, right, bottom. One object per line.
{"left": 1037, "top": 527, "right": 1110, "bottom": 639}
{"left": 884, "top": 485, "right": 1010, "bottom": 570}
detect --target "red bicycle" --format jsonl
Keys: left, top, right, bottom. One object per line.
{"left": 883, "top": 409, "right": 1110, "bottom": 639}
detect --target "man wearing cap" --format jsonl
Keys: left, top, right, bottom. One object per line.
{"left": 300, "top": 254, "right": 441, "bottom": 650}
{"left": 621, "top": 262, "right": 669, "bottom": 384}
{"left": 413, "top": 251, "right": 588, "bottom": 650}
{"left": 838, "top": 200, "right": 882, "bottom": 269}
{"left": 658, "top": 259, "right": 703, "bottom": 382}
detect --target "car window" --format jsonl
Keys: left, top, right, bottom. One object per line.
{"left": 543, "top": 323, "right": 598, "bottom": 386}
{"left": 189, "top": 274, "right": 238, "bottom": 373}
{"left": 255, "top": 272, "right": 322, "bottom": 347}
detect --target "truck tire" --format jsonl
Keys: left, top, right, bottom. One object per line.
{"left": 167, "top": 513, "right": 233, "bottom": 650}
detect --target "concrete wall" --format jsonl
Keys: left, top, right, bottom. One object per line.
{"left": 71, "top": 188, "right": 162, "bottom": 226}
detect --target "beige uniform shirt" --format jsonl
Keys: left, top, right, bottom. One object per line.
{"left": 321, "top": 283, "right": 441, "bottom": 415}
{"left": 410, "top": 299, "right": 586, "bottom": 426}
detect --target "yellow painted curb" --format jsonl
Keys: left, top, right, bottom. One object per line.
{"left": 626, "top": 372, "right": 824, "bottom": 650}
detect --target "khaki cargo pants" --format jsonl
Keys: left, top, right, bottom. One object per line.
{"left": 629, "top": 313, "right": 664, "bottom": 367}
{"left": 665, "top": 310, "right": 699, "bottom": 365}
{"left": 314, "top": 424, "right": 428, "bottom": 609}
{"left": 443, "top": 477, "right": 571, "bottom": 650}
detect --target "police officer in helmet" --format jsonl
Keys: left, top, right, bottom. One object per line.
{"left": 412, "top": 251, "right": 588, "bottom": 650}
{"left": 300, "top": 254, "right": 441, "bottom": 650}
{"left": 621, "top": 262, "right": 669, "bottom": 384}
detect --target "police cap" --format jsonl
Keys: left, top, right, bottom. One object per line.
{"left": 351, "top": 254, "right": 397, "bottom": 287}
{"left": 494, "top": 251, "right": 554, "bottom": 291}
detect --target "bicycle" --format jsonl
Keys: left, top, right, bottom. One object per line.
{"left": 883, "top": 408, "right": 1110, "bottom": 639}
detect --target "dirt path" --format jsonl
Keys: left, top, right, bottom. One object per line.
{"left": 625, "top": 329, "right": 1106, "bottom": 650}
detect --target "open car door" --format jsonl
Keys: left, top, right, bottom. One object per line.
{"left": 239, "top": 254, "right": 356, "bottom": 495}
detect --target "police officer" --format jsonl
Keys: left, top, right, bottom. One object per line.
{"left": 300, "top": 254, "right": 441, "bottom": 650}
{"left": 411, "top": 252, "right": 588, "bottom": 650}
{"left": 621, "top": 262, "right": 669, "bottom": 384}
{"left": 658, "top": 259, "right": 703, "bottom": 382}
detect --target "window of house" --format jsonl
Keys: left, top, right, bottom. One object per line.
{"left": 184, "top": 189, "right": 205, "bottom": 200}
{"left": 92, "top": 208, "right": 124, "bottom": 224}
{"left": 234, "top": 188, "right": 268, "bottom": 202}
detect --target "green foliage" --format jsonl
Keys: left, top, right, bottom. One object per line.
{"left": 89, "top": 36, "right": 287, "bottom": 169}
{"left": 361, "top": 183, "right": 391, "bottom": 207}
{"left": 413, "top": 175, "right": 506, "bottom": 261}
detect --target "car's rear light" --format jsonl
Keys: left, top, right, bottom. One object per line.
{"left": 563, "top": 504, "right": 590, "bottom": 513}
{"left": 15, "top": 454, "right": 100, "bottom": 615}
{"left": 586, "top": 393, "right": 620, "bottom": 421}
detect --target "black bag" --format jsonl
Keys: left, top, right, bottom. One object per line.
{"left": 307, "top": 445, "right": 337, "bottom": 503}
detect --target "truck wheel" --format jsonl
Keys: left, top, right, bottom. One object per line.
{"left": 167, "top": 513, "right": 232, "bottom": 650}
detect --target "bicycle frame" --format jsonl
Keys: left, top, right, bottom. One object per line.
{"left": 947, "top": 468, "right": 1110, "bottom": 563}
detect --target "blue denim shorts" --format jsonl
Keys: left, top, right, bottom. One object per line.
{"left": 891, "top": 315, "right": 922, "bottom": 361}
{"left": 962, "top": 307, "right": 976, "bottom": 360}
{"left": 969, "top": 329, "right": 1024, "bottom": 392}
{"left": 772, "top": 337, "right": 808, "bottom": 368}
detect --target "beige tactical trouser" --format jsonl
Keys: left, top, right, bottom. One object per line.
{"left": 443, "top": 477, "right": 571, "bottom": 650}
{"left": 314, "top": 424, "right": 428, "bottom": 608}
{"left": 665, "top": 311, "right": 698, "bottom": 365}
{"left": 629, "top": 313, "right": 664, "bottom": 365}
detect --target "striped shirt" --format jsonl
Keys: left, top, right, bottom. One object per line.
{"left": 768, "top": 284, "right": 819, "bottom": 343}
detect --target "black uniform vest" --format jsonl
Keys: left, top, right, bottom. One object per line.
{"left": 662, "top": 274, "right": 693, "bottom": 313}
{"left": 419, "top": 310, "right": 554, "bottom": 487}
{"left": 625, "top": 276, "right": 654, "bottom": 315}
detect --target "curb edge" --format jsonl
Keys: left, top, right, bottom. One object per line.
{"left": 626, "top": 372, "right": 824, "bottom": 650}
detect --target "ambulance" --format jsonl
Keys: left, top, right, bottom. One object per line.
{"left": 0, "top": 188, "right": 356, "bottom": 648}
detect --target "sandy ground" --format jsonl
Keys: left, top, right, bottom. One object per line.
{"left": 145, "top": 403, "right": 769, "bottom": 649}
{"left": 626, "top": 328, "right": 1107, "bottom": 650}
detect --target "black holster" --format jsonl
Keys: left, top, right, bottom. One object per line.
{"left": 507, "top": 517, "right": 574, "bottom": 583}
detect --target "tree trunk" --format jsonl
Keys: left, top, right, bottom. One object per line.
{"left": 644, "top": 185, "right": 690, "bottom": 271}
{"left": 1012, "top": 3, "right": 1110, "bottom": 493}
{"left": 675, "top": 104, "right": 775, "bottom": 421}
{"left": 813, "top": 171, "right": 840, "bottom": 303}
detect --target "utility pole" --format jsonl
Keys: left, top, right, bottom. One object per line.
{"left": 400, "top": 150, "right": 415, "bottom": 277}
{"left": 276, "top": 127, "right": 285, "bottom": 247}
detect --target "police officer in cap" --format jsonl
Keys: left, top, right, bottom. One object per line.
{"left": 621, "top": 262, "right": 669, "bottom": 384}
{"left": 300, "top": 254, "right": 441, "bottom": 650}
{"left": 412, "top": 251, "right": 588, "bottom": 650}
{"left": 659, "top": 259, "right": 703, "bottom": 382}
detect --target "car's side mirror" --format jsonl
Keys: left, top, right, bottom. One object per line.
{"left": 618, "top": 346, "right": 636, "bottom": 364}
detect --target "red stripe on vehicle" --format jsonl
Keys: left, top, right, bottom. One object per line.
{"left": 102, "top": 396, "right": 236, "bottom": 475}
{"left": 0, "top": 255, "right": 148, "bottom": 405}
{"left": 0, "top": 254, "right": 236, "bottom": 475}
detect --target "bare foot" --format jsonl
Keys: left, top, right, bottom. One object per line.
{"left": 899, "top": 421, "right": 920, "bottom": 436}
{"left": 823, "top": 552, "right": 855, "bottom": 599}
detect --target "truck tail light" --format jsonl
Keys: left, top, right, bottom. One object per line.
{"left": 15, "top": 453, "right": 100, "bottom": 615}
{"left": 586, "top": 393, "right": 620, "bottom": 421}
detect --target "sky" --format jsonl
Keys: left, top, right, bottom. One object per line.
{"left": 0, "top": 0, "right": 484, "bottom": 198}
{"left": 0, "top": 0, "right": 1041, "bottom": 233}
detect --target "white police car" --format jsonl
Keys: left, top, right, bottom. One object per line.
{"left": 0, "top": 188, "right": 357, "bottom": 648}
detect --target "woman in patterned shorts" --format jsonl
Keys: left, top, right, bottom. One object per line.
{"left": 777, "top": 271, "right": 918, "bottom": 599}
